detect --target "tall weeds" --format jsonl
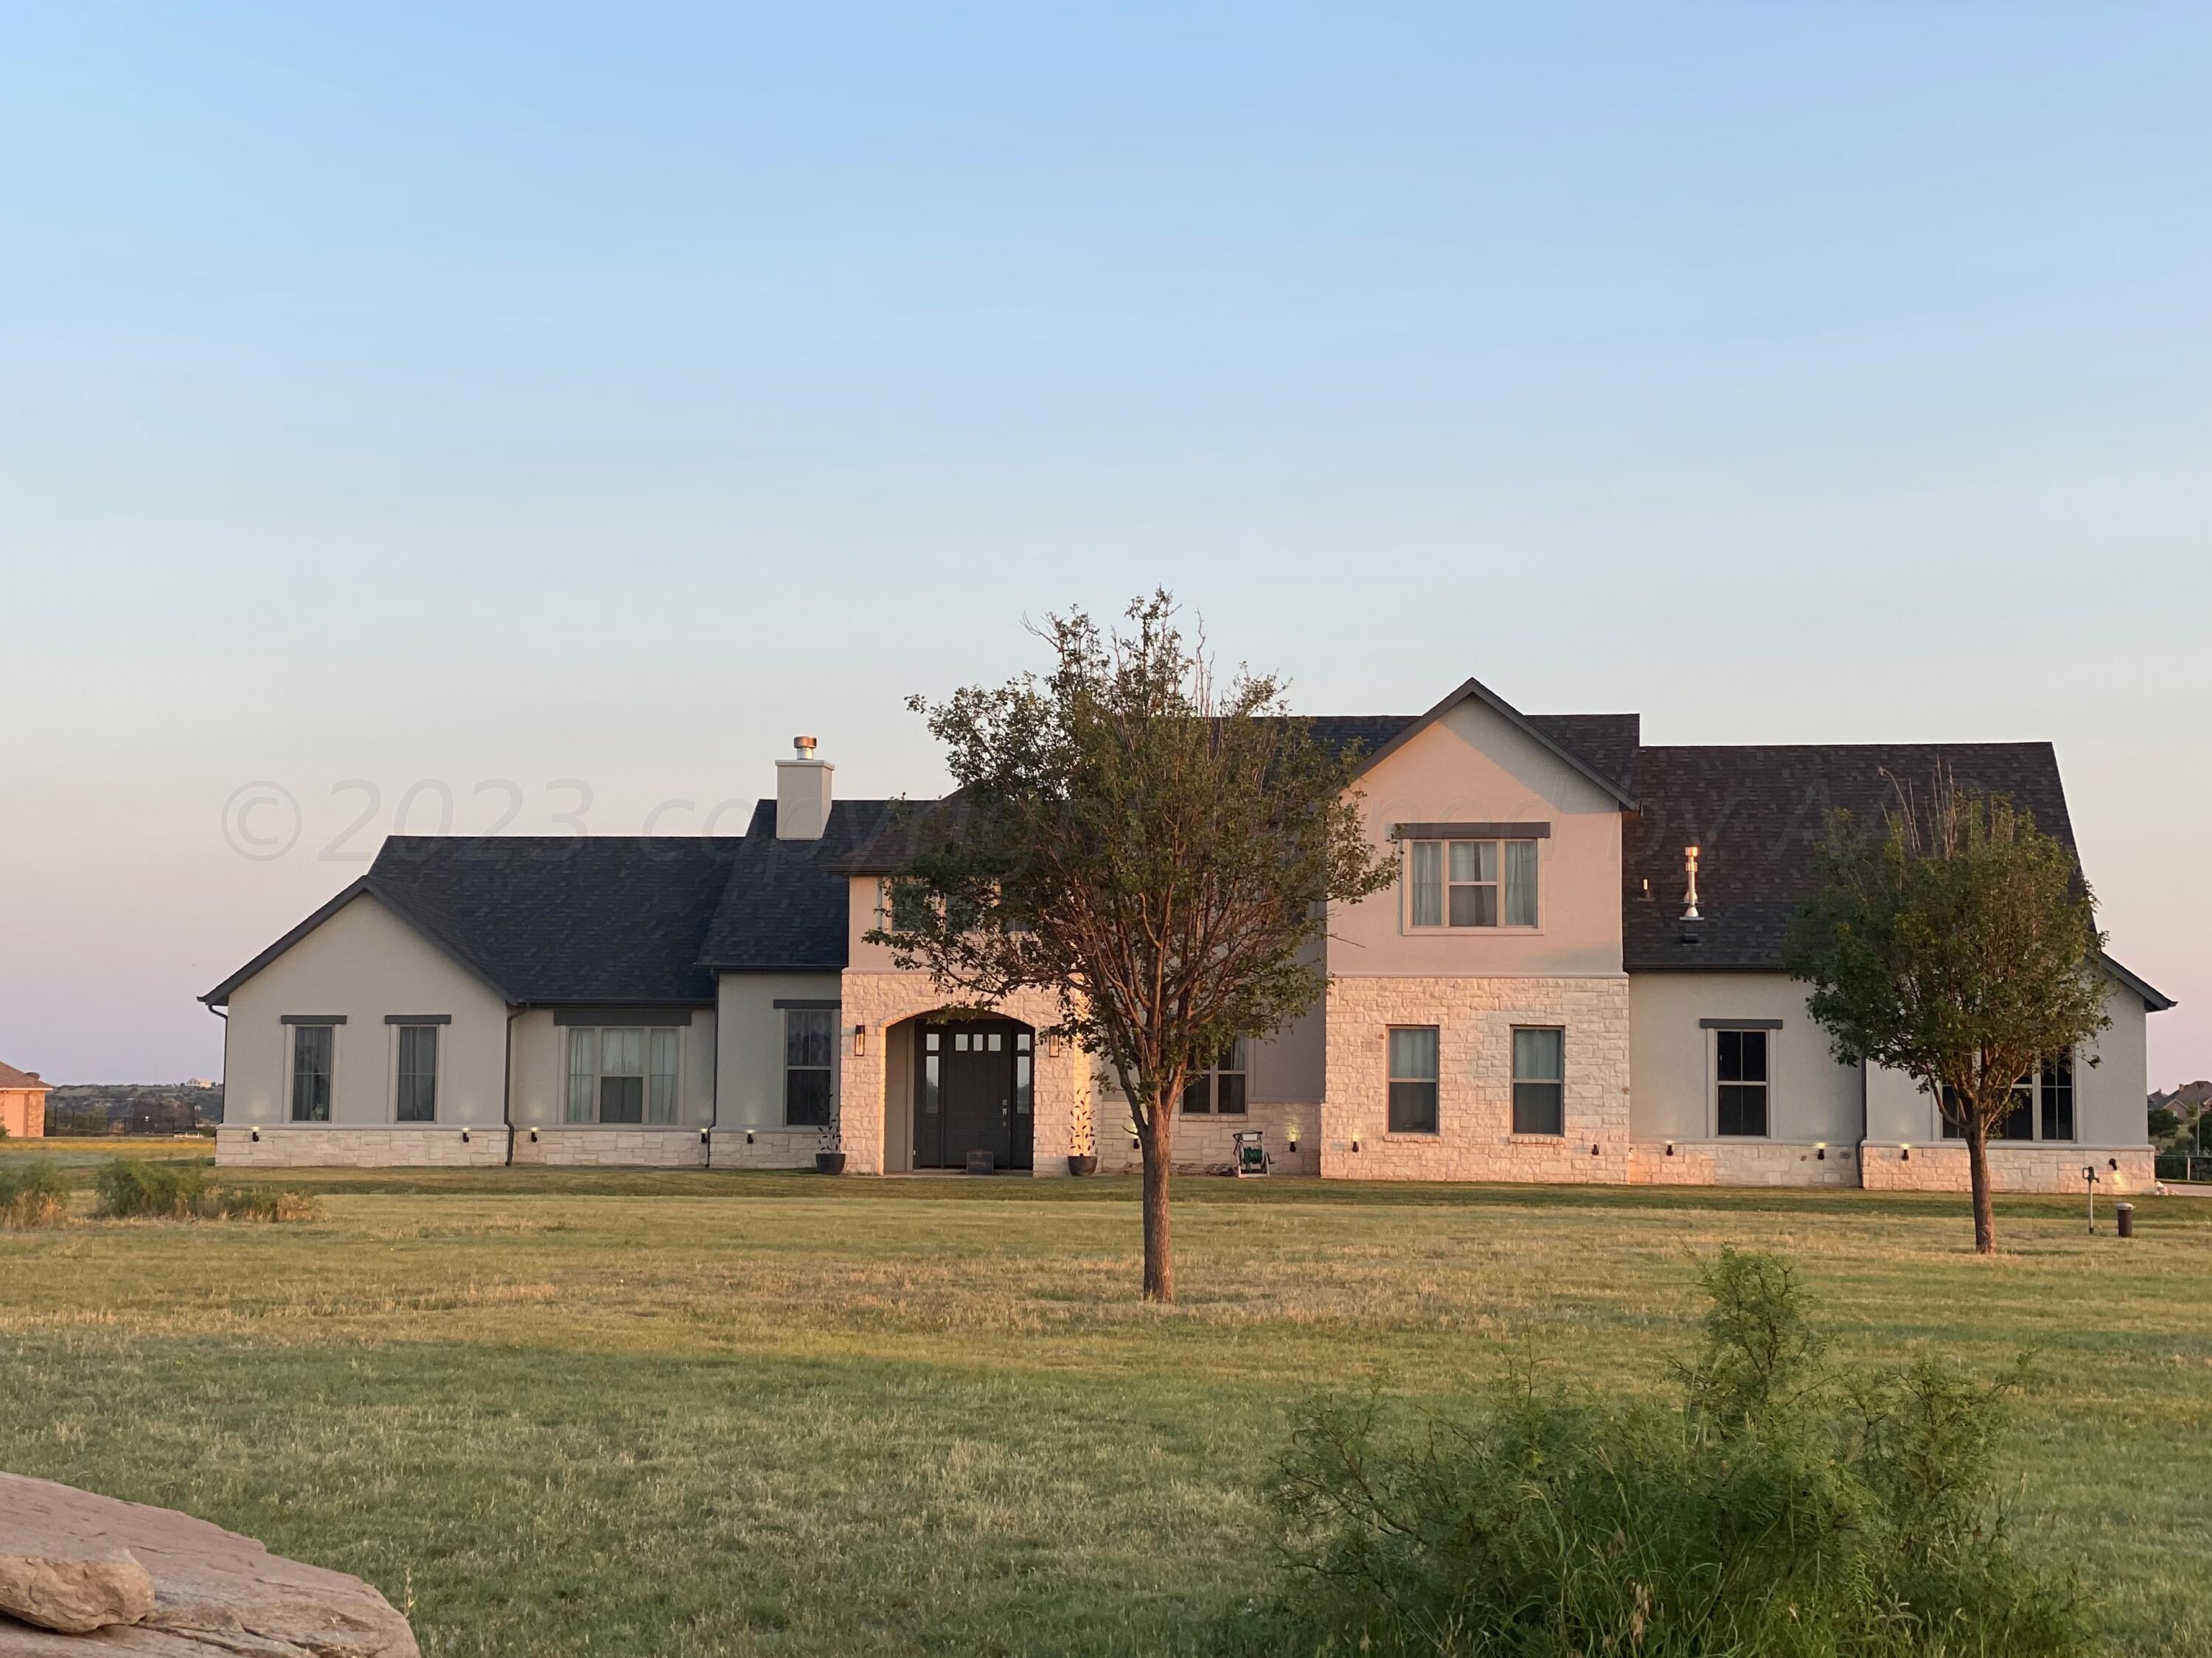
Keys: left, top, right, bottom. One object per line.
{"left": 1248, "top": 1249, "right": 2090, "bottom": 1658}
{"left": 0, "top": 1163, "right": 69, "bottom": 1229}
{"left": 93, "top": 1158, "right": 316, "bottom": 1222}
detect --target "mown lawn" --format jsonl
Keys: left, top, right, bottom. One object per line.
{"left": 2, "top": 1154, "right": 2209, "bottom": 1656}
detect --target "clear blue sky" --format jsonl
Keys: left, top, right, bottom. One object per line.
{"left": 3, "top": 3, "right": 2208, "bottom": 1084}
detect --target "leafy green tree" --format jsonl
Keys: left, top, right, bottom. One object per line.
{"left": 1787, "top": 774, "right": 2109, "bottom": 1255}
{"left": 869, "top": 593, "right": 1395, "bottom": 1301}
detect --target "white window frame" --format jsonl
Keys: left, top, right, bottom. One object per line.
{"left": 564, "top": 1025, "right": 683, "bottom": 1126}
{"left": 1404, "top": 836, "right": 1541, "bottom": 932}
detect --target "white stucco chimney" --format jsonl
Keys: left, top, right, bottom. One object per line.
{"left": 776, "top": 735, "right": 834, "bottom": 840}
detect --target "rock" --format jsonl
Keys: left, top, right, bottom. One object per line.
{"left": 0, "top": 1474, "right": 417, "bottom": 1656}
{"left": 0, "top": 1552, "right": 154, "bottom": 1633}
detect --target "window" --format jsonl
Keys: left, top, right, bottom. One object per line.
{"left": 396, "top": 1025, "right": 437, "bottom": 1123}
{"left": 291, "top": 1025, "right": 333, "bottom": 1122}
{"left": 1408, "top": 837, "right": 1538, "bottom": 929}
{"left": 1181, "top": 1039, "right": 1248, "bottom": 1115}
{"left": 1387, "top": 1027, "right": 1439, "bottom": 1134}
{"left": 1014, "top": 1030, "right": 1033, "bottom": 1118}
{"left": 564, "top": 1026, "right": 682, "bottom": 1125}
{"left": 1512, "top": 1027, "right": 1565, "bottom": 1135}
{"left": 785, "top": 1009, "right": 836, "bottom": 1126}
{"left": 1714, "top": 1029, "right": 1768, "bottom": 1138}
{"left": 1938, "top": 1051, "right": 2076, "bottom": 1142}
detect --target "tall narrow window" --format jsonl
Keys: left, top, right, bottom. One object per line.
{"left": 1448, "top": 840, "right": 1499, "bottom": 927}
{"left": 396, "top": 1025, "right": 437, "bottom": 1123}
{"left": 566, "top": 1028, "right": 597, "bottom": 1124}
{"left": 1503, "top": 839, "right": 1540, "bottom": 927}
{"left": 599, "top": 1028, "right": 645, "bottom": 1124}
{"left": 785, "top": 1009, "right": 835, "bottom": 1126}
{"left": 1512, "top": 1027, "right": 1565, "bottom": 1135}
{"left": 1387, "top": 1027, "right": 1439, "bottom": 1134}
{"left": 2000, "top": 1070, "right": 2035, "bottom": 1142}
{"left": 1014, "top": 1031, "right": 1033, "bottom": 1118}
{"left": 1180, "top": 1039, "right": 1248, "bottom": 1115}
{"left": 291, "top": 1025, "right": 333, "bottom": 1122}
{"left": 2040, "top": 1051, "right": 2074, "bottom": 1142}
{"left": 1715, "top": 1029, "right": 1767, "bottom": 1137}
{"left": 648, "top": 1028, "right": 680, "bottom": 1124}
{"left": 1409, "top": 842, "right": 1443, "bottom": 927}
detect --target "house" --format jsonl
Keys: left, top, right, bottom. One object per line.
{"left": 201, "top": 680, "right": 2173, "bottom": 1191}
{"left": 0, "top": 1061, "right": 52, "bottom": 1138}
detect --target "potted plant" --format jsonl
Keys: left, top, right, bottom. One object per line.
{"left": 815, "top": 1109, "right": 846, "bottom": 1176}
{"left": 1067, "top": 1093, "right": 1098, "bottom": 1177}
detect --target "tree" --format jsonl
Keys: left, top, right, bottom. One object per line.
{"left": 1786, "top": 773, "right": 2109, "bottom": 1255}
{"left": 868, "top": 593, "right": 1396, "bottom": 1301}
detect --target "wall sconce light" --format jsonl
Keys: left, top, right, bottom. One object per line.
{"left": 745, "top": 1129, "right": 755, "bottom": 1145}
{"left": 1590, "top": 1143, "right": 1601, "bottom": 1157}
{"left": 1046, "top": 1030, "right": 1063, "bottom": 1056}
{"left": 250, "top": 1127, "right": 260, "bottom": 1143}
{"left": 2108, "top": 1157, "right": 2119, "bottom": 1171}
{"left": 529, "top": 1126, "right": 539, "bottom": 1143}
{"left": 460, "top": 1128, "right": 470, "bottom": 1145}
{"left": 1815, "top": 1142, "right": 1826, "bottom": 1160}
{"left": 1665, "top": 1140, "right": 1674, "bottom": 1157}
{"left": 1351, "top": 1137, "right": 1361, "bottom": 1153}
{"left": 852, "top": 1023, "right": 867, "bottom": 1056}
{"left": 1900, "top": 1143, "right": 1911, "bottom": 1162}
{"left": 700, "top": 1128, "right": 711, "bottom": 1145}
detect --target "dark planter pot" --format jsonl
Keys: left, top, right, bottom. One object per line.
{"left": 816, "top": 1152, "right": 847, "bottom": 1175}
{"left": 1066, "top": 1154, "right": 1099, "bottom": 1177}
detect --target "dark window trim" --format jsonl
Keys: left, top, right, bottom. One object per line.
{"left": 772, "top": 999, "right": 842, "bottom": 1011}
{"left": 1699, "top": 1017, "right": 1784, "bottom": 1030}
{"left": 553, "top": 1008, "right": 695, "bottom": 1026}
{"left": 1393, "top": 821, "right": 1550, "bottom": 840}
{"left": 280, "top": 1014, "right": 347, "bottom": 1026}
{"left": 384, "top": 1014, "right": 453, "bottom": 1025}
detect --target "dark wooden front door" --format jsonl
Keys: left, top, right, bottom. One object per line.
{"left": 914, "top": 1020, "right": 1033, "bottom": 1171}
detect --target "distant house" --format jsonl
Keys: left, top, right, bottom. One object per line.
{"left": 0, "top": 1061, "right": 51, "bottom": 1138}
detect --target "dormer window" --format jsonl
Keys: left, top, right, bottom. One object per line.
{"left": 1405, "top": 830, "right": 1540, "bottom": 930}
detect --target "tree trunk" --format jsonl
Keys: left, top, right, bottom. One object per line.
{"left": 1966, "top": 1118, "right": 1997, "bottom": 1255}
{"left": 1140, "top": 1108, "right": 1175, "bottom": 1303}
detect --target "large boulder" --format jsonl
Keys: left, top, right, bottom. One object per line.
{"left": 0, "top": 1474, "right": 417, "bottom": 1656}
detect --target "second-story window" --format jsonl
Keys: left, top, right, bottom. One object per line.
{"left": 1408, "top": 837, "right": 1539, "bottom": 929}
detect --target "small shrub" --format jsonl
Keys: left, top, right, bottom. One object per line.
{"left": 0, "top": 1163, "right": 69, "bottom": 1229}
{"left": 1247, "top": 1247, "right": 2090, "bottom": 1658}
{"left": 91, "top": 1159, "right": 317, "bottom": 1223}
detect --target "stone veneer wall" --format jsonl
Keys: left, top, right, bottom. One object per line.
{"left": 215, "top": 1125, "right": 508, "bottom": 1168}
{"left": 1321, "top": 975, "right": 1632, "bottom": 1182}
{"left": 1627, "top": 1140, "right": 1860, "bottom": 1188}
{"left": 1095, "top": 1100, "right": 1321, "bottom": 1177}
{"left": 1860, "top": 1143, "right": 2154, "bottom": 1195}
{"left": 511, "top": 1126, "right": 708, "bottom": 1168}
{"left": 706, "top": 1127, "right": 821, "bottom": 1170}
{"left": 838, "top": 972, "right": 1091, "bottom": 1175}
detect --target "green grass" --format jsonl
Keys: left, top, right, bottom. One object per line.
{"left": 3, "top": 1170, "right": 2208, "bottom": 1656}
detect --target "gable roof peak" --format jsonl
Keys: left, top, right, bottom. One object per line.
{"left": 1353, "top": 675, "right": 1641, "bottom": 809}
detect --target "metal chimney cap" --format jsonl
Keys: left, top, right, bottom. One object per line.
{"left": 793, "top": 735, "right": 818, "bottom": 758}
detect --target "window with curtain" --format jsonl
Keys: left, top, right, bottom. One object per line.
{"left": 1512, "top": 1027, "right": 1565, "bottom": 1135}
{"left": 1387, "top": 1027, "right": 1439, "bottom": 1134}
{"left": 396, "top": 1025, "right": 437, "bottom": 1123}
{"left": 1408, "top": 837, "right": 1539, "bottom": 929}
{"left": 290, "top": 1025, "right": 333, "bottom": 1122}
{"left": 1180, "top": 1038, "right": 1248, "bottom": 1115}
{"left": 785, "top": 1009, "right": 835, "bottom": 1126}
{"left": 1714, "top": 1029, "right": 1767, "bottom": 1137}
{"left": 565, "top": 1025, "right": 682, "bottom": 1125}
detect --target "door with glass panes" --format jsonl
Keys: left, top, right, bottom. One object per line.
{"left": 914, "top": 1021, "right": 1033, "bottom": 1169}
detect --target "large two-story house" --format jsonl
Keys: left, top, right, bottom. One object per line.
{"left": 204, "top": 678, "right": 2171, "bottom": 1191}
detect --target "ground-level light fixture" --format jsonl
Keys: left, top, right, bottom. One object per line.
{"left": 1815, "top": 1142, "right": 1826, "bottom": 1160}
{"left": 1899, "top": 1143, "right": 1912, "bottom": 1161}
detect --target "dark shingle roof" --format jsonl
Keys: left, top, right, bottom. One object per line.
{"left": 1622, "top": 743, "right": 2075, "bottom": 972}
{"left": 0, "top": 1060, "right": 48, "bottom": 1090}
{"left": 698, "top": 800, "right": 892, "bottom": 969}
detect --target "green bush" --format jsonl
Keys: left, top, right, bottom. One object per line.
{"left": 91, "top": 1158, "right": 316, "bottom": 1223}
{"left": 0, "top": 1162, "right": 69, "bottom": 1228}
{"left": 1245, "top": 1249, "right": 2090, "bottom": 1658}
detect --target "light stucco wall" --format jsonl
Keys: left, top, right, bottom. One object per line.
{"left": 1, "top": 1087, "right": 47, "bottom": 1138}
{"left": 1330, "top": 699, "right": 1625, "bottom": 980}
{"left": 1628, "top": 972, "right": 1863, "bottom": 1150}
{"left": 220, "top": 894, "right": 509, "bottom": 1133}
{"left": 709, "top": 971, "right": 842, "bottom": 1169}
